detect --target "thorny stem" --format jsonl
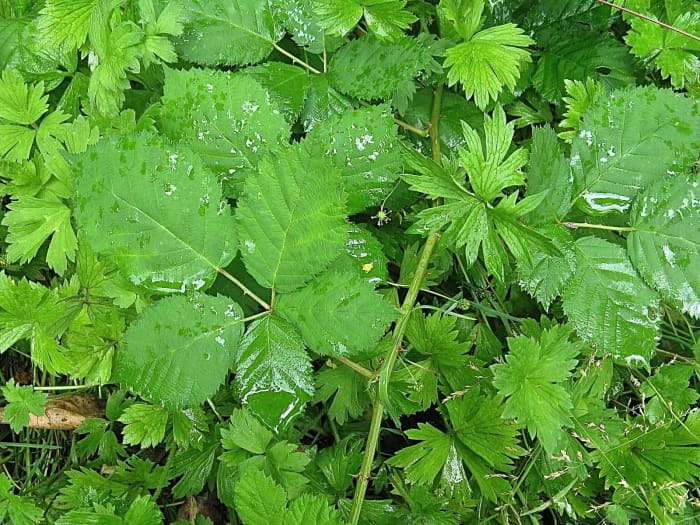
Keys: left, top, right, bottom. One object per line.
{"left": 349, "top": 83, "right": 444, "bottom": 525}
{"left": 272, "top": 43, "right": 323, "bottom": 74}
{"left": 560, "top": 221, "right": 635, "bottom": 232}
{"left": 216, "top": 267, "right": 272, "bottom": 311}
{"left": 595, "top": 0, "right": 700, "bottom": 42}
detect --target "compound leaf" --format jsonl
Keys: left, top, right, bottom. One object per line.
{"left": 234, "top": 469, "right": 285, "bottom": 525}
{"left": 235, "top": 145, "right": 347, "bottom": 293}
{"left": 176, "top": 0, "right": 283, "bottom": 66}
{"left": 235, "top": 316, "right": 314, "bottom": 432}
{"left": 628, "top": 174, "right": 700, "bottom": 318}
{"left": 563, "top": 236, "right": 660, "bottom": 364}
{"left": 73, "top": 132, "right": 237, "bottom": 294}
{"left": 113, "top": 294, "right": 244, "bottom": 410}
{"left": 118, "top": 403, "right": 169, "bottom": 448}
{"left": 1, "top": 379, "right": 47, "bottom": 433}
{"left": 571, "top": 86, "right": 700, "bottom": 215}
{"left": 160, "top": 68, "right": 289, "bottom": 189}
{"left": 275, "top": 268, "right": 396, "bottom": 357}
{"left": 444, "top": 24, "right": 534, "bottom": 109}
{"left": 36, "top": 0, "right": 98, "bottom": 51}
{"left": 492, "top": 325, "right": 580, "bottom": 453}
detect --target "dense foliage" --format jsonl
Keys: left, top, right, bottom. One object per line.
{"left": 1, "top": 0, "right": 700, "bottom": 523}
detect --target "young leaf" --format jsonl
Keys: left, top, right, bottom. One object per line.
{"left": 628, "top": 175, "right": 700, "bottom": 318}
{"left": 176, "top": 0, "right": 283, "bottom": 66}
{"left": 275, "top": 268, "right": 396, "bottom": 357}
{"left": 303, "top": 105, "right": 402, "bottom": 212}
{"left": 118, "top": 403, "right": 169, "bottom": 448}
{"left": 1, "top": 379, "right": 47, "bottom": 432}
{"left": 36, "top": 0, "right": 98, "bottom": 51}
{"left": 235, "top": 145, "right": 347, "bottom": 293}
{"left": 444, "top": 24, "right": 534, "bottom": 109}
{"left": 571, "top": 86, "right": 700, "bottom": 215}
{"left": 221, "top": 408, "right": 274, "bottom": 455}
{"left": 160, "top": 68, "right": 289, "bottom": 186}
{"left": 73, "top": 132, "right": 237, "bottom": 294}
{"left": 113, "top": 294, "right": 244, "bottom": 410}
{"left": 2, "top": 194, "right": 77, "bottom": 275}
{"left": 0, "top": 473, "right": 43, "bottom": 525}
{"left": 243, "top": 63, "right": 311, "bottom": 124}
{"left": 458, "top": 105, "right": 528, "bottom": 202}
{"left": 492, "top": 325, "right": 580, "bottom": 453}
{"left": 0, "top": 69, "right": 48, "bottom": 125}
{"left": 235, "top": 316, "right": 314, "bottom": 432}
{"left": 316, "top": 0, "right": 415, "bottom": 39}
{"left": 234, "top": 469, "right": 286, "bottom": 525}
{"left": 562, "top": 236, "right": 659, "bottom": 364}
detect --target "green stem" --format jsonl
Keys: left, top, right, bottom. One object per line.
{"left": 272, "top": 43, "right": 323, "bottom": 74}
{"left": 560, "top": 221, "right": 635, "bottom": 232}
{"left": 348, "top": 84, "right": 444, "bottom": 525}
{"left": 594, "top": 0, "right": 700, "bottom": 42}
{"left": 395, "top": 118, "right": 430, "bottom": 137}
{"left": 339, "top": 357, "right": 376, "bottom": 379}
{"left": 217, "top": 267, "right": 272, "bottom": 311}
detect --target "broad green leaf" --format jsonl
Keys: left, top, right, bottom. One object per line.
{"left": 176, "top": 0, "right": 283, "bottom": 66}
{"left": 516, "top": 225, "right": 576, "bottom": 310}
{"left": 444, "top": 24, "right": 534, "bottom": 109}
{"left": 234, "top": 470, "right": 285, "bottom": 525}
{"left": 2, "top": 194, "right": 77, "bottom": 275}
{"left": 1, "top": 379, "right": 47, "bottom": 432}
{"left": 275, "top": 0, "right": 326, "bottom": 53}
{"left": 640, "top": 363, "right": 699, "bottom": 423}
{"left": 329, "top": 34, "right": 437, "bottom": 111}
{"left": 221, "top": 408, "right": 273, "bottom": 455}
{"left": 275, "top": 268, "right": 396, "bottom": 357}
{"left": 0, "top": 69, "right": 48, "bottom": 125}
{"left": 571, "top": 86, "right": 700, "bottom": 215}
{"left": 170, "top": 440, "right": 219, "bottom": 498}
{"left": 0, "top": 123, "right": 35, "bottom": 160}
{"left": 235, "top": 316, "right": 314, "bottom": 432}
{"left": 122, "top": 496, "right": 163, "bottom": 525}
{"left": 304, "top": 105, "right": 402, "bottom": 212}
{"left": 235, "top": 145, "right": 347, "bottom": 293}
{"left": 437, "top": 0, "right": 484, "bottom": 41}
{"left": 532, "top": 29, "right": 634, "bottom": 101}
{"left": 362, "top": 0, "right": 417, "bottom": 39}
{"left": 386, "top": 423, "right": 453, "bottom": 486}
{"left": 525, "top": 126, "right": 572, "bottom": 224}
{"left": 329, "top": 223, "right": 389, "bottom": 285}
{"left": 459, "top": 105, "right": 528, "bottom": 202}
{"left": 160, "top": 68, "right": 289, "bottom": 189}
{"left": 36, "top": 0, "right": 98, "bottom": 51}
{"left": 118, "top": 403, "right": 169, "bottom": 448}
{"left": 492, "top": 325, "right": 580, "bottom": 453}
{"left": 628, "top": 175, "right": 700, "bottom": 318}
{"left": 298, "top": 75, "right": 354, "bottom": 132}
{"left": 562, "top": 236, "right": 660, "bottom": 364}
{"left": 73, "top": 132, "right": 237, "bottom": 294}
{"left": 113, "top": 294, "right": 244, "bottom": 410}
{"left": 243, "top": 63, "right": 311, "bottom": 124}
{"left": 286, "top": 494, "right": 346, "bottom": 525}
{"left": 315, "top": 0, "right": 363, "bottom": 36}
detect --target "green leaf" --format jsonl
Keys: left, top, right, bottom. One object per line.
{"left": 524, "top": 126, "right": 572, "bottom": 224}
{"left": 276, "top": 268, "right": 396, "bottom": 357}
{"left": 362, "top": 0, "right": 417, "bottom": 39}
{"left": 532, "top": 29, "right": 634, "bottom": 101}
{"left": 314, "top": 0, "right": 363, "bottom": 36}
{"left": 304, "top": 105, "right": 402, "bottom": 212}
{"left": 160, "top": 68, "right": 289, "bottom": 188}
{"left": 275, "top": 0, "right": 326, "bottom": 53}
{"left": 235, "top": 316, "right": 314, "bottom": 432}
{"left": 0, "top": 473, "right": 43, "bottom": 525}
{"left": 492, "top": 325, "right": 580, "bottom": 453}
{"left": 459, "top": 105, "right": 528, "bottom": 202}
{"left": 640, "top": 363, "right": 699, "bottom": 423}
{"left": 243, "top": 63, "right": 311, "bottom": 124}
{"left": 571, "top": 86, "right": 700, "bottom": 215}
{"left": 562, "top": 236, "right": 660, "bottom": 364}
{"left": 234, "top": 470, "right": 286, "bottom": 525}
{"left": 286, "top": 494, "right": 346, "bottom": 525}
{"left": 0, "top": 273, "right": 73, "bottom": 374}
{"left": 235, "top": 144, "right": 347, "bottom": 293}
{"left": 122, "top": 496, "right": 162, "bottom": 525}
{"left": 2, "top": 194, "right": 77, "bottom": 275}
{"left": 1, "top": 379, "right": 47, "bottom": 432}
{"left": 315, "top": 363, "right": 372, "bottom": 425}
{"left": 387, "top": 422, "right": 453, "bottom": 485}
{"left": 113, "top": 294, "right": 244, "bottom": 410}
{"left": 176, "top": 0, "right": 283, "bottom": 66}
{"left": 298, "top": 74, "right": 354, "bottom": 132}
{"left": 221, "top": 408, "right": 273, "bottom": 455}
{"left": 329, "top": 34, "right": 437, "bottom": 110}
{"left": 118, "top": 403, "right": 169, "bottom": 448}
{"left": 170, "top": 440, "right": 218, "bottom": 498}
{"left": 36, "top": 0, "right": 98, "bottom": 51}
{"left": 628, "top": 175, "right": 700, "bottom": 318}
{"left": 516, "top": 225, "right": 576, "bottom": 310}
{"left": 73, "top": 132, "right": 237, "bottom": 294}
{"left": 329, "top": 223, "right": 389, "bottom": 285}
{"left": 444, "top": 24, "right": 534, "bottom": 109}
{"left": 0, "top": 69, "right": 48, "bottom": 125}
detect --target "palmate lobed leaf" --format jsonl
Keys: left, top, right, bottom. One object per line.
{"left": 628, "top": 174, "right": 700, "bottom": 318}
{"left": 113, "top": 293, "right": 244, "bottom": 410}
{"left": 72, "top": 132, "right": 237, "bottom": 294}
{"left": 235, "top": 144, "right": 347, "bottom": 293}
